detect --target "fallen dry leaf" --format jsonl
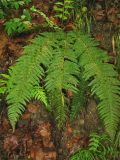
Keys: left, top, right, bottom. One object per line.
{"left": 94, "top": 10, "right": 106, "bottom": 21}
{"left": 36, "top": 122, "right": 51, "bottom": 138}
{"left": 30, "top": 146, "right": 45, "bottom": 160}
{"left": 65, "top": 123, "right": 73, "bottom": 136}
{"left": 2, "top": 118, "right": 10, "bottom": 130}
{"left": 27, "top": 103, "right": 39, "bottom": 114}
{"left": 66, "top": 90, "right": 73, "bottom": 98}
{"left": 95, "top": 34, "right": 104, "bottom": 42}
{"left": 40, "top": 128, "right": 51, "bottom": 138}
{"left": 21, "top": 112, "right": 31, "bottom": 120}
{"left": 45, "top": 151, "right": 57, "bottom": 159}
{"left": 4, "top": 135, "right": 19, "bottom": 152}
{"left": 64, "top": 23, "right": 75, "bottom": 31}
{"left": 42, "top": 137, "right": 51, "bottom": 147}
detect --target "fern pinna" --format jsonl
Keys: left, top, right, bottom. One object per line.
{"left": 0, "top": 31, "right": 120, "bottom": 139}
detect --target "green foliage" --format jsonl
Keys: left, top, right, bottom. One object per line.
{"left": 0, "top": 8, "right": 5, "bottom": 19}
{"left": 4, "top": 11, "right": 32, "bottom": 36}
{"left": 0, "top": 74, "right": 9, "bottom": 94}
{"left": 4, "top": 33, "right": 53, "bottom": 130}
{"left": 73, "top": 0, "right": 92, "bottom": 33}
{"left": 115, "top": 130, "right": 120, "bottom": 148}
{"left": 31, "top": 86, "right": 48, "bottom": 109}
{"left": 0, "top": 0, "right": 31, "bottom": 9}
{"left": 0, "top": 0, "right": 32, "bottom": 20}
{"left": 30, "top": 6, "right": 61, "bottom": 31}
{"left": 115, "top": 30, "right": 120, "bottom": 73}
{"left": 70, "top": 133, "right": 120, "bottom": 160}
{"left": 53, "top": 0, "right": 92, "bottom": 32}
{"left": 70, "top": 75, "right": 88, "bottom": 120}
{"left": 0, "top": 31, "right": 120, "bottom": 140}
{"left": 45, "top": 32, "right": 79, "bottom": 126}
{"left": 73, "top": 32, "right": 120, "bottom": 139}
{"left": 54, "top": 0, "right": 74, "bottom": 22}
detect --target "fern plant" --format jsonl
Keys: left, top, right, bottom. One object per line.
{"left": 54, "top": 0, "right": 74, "bottom": 22}
{"left": 70, "top": 133, "right": 120, "bottom": 160}
{"left": 4, "top": 18, "right": 31, "bottom": 36}
{"left": 0, "top": 31, "right": 120, "bottom": 139}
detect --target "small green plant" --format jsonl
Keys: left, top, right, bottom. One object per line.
{"left": 4, "top": 18, "right": 31, "bottom": 36}
{"left": 70, "top": 133, "right": 120, "bottom": 160}
{"left": 115, "top": 28, "right": 120, "bottom": 73}
{"left": 30, "top": 6, "right": 61, "bottom": 31}
{"left": 4, "top": 10, "right": 32, "bottom": 36}
{"left": 54, "top": 0, "right": 74, "bottom": 22}
{"left": 0, "top": 8, "right": 5, "bottom": 19}
{"left": 73, "top": 0, "right": 93, "bottom": 33}
{"left": 0, "top": 0, "right": 32, "bottom": 21}
{"left": 0, "top": 0, "right": 31, "bottom": 9}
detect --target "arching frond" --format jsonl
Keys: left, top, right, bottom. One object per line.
{"left": 73, "top": 31, "right": 120, "bottom": 138}
{"left": 6, "top": 33, "right": 54, "bottom": 130}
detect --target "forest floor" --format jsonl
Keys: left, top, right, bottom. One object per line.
{"left": 0, "top": 0, "right": 120, "bottom": 159}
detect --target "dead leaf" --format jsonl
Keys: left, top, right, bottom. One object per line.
{"left": 94, "top": 10, "right": 105, "bottom": 21}
{"left": 27, "top": 103, "right": 39, "bottom": 113}
{"left": 21, "top": 112, "right": 31, "bottom": 120}
{"left": 49, "top": 16, "right": 59, "bottom": 25}
{"left": 36, "top": 122, "right": 51, "bottom": 138}
{"left": 95, "top": 34, "right": 104, "bottom": 42}
{"left": 66, "top": 90, "right": 73, "bottom": 98}
{"left": 66, "top": 123, "right": 73, "bottom": 135}
{"left": 40, "top": 128, "right": 51, "bottom": 138}
{"left": 43, "top": 138, "right": 51, "bottom": 147}
{"left": 45, "top": 151, "right": 57, "bottom": 159}
{"left": 64, "top": 23, "right": 75, "bottom": 31}
{"left": 30, "top": 146, "right": 45, "bottom": 160}
{"left": 2, "top": 118, "right": 10, "bottom": 130}
{"left": 4, "top": 135, "right": 19, "bottom": 152}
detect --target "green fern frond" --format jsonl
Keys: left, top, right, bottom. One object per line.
{"left": 45, "top": 32, "right": 80, "bottom": 127}
{"left": 54, "top": 0, "right": 74, "bottom": 22}
{"left": 6, "top": 33, "right": 54, "bottom": 130}
{"left": 70, "top": 149, "right": 95, "bottom": 160}
{"left": 50, "top": 90, "right": 67, "bottom": 128}
{"left": 70, "top": 75, "right": 88, "bottom": 120}
{"left": 0, "top": 74, "right": 10, "bottom": 94}
{"left": 88, "top": 133, "right": 107, "bottom": 153}
{"left": 115, "top": 130, "right": 120, "bottom": 147}
{"left": 31, "top": 86, "right": 48, "bottom": 109}
{"left": 72, "top": 31, "right": 120, "bottom": 139}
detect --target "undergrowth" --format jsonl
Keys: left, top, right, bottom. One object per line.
{"left": 0, "top": 31, "right": 120, "bottom": 140}
{"left": 70, "top": 133, "right": 120, "bottom": 160}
